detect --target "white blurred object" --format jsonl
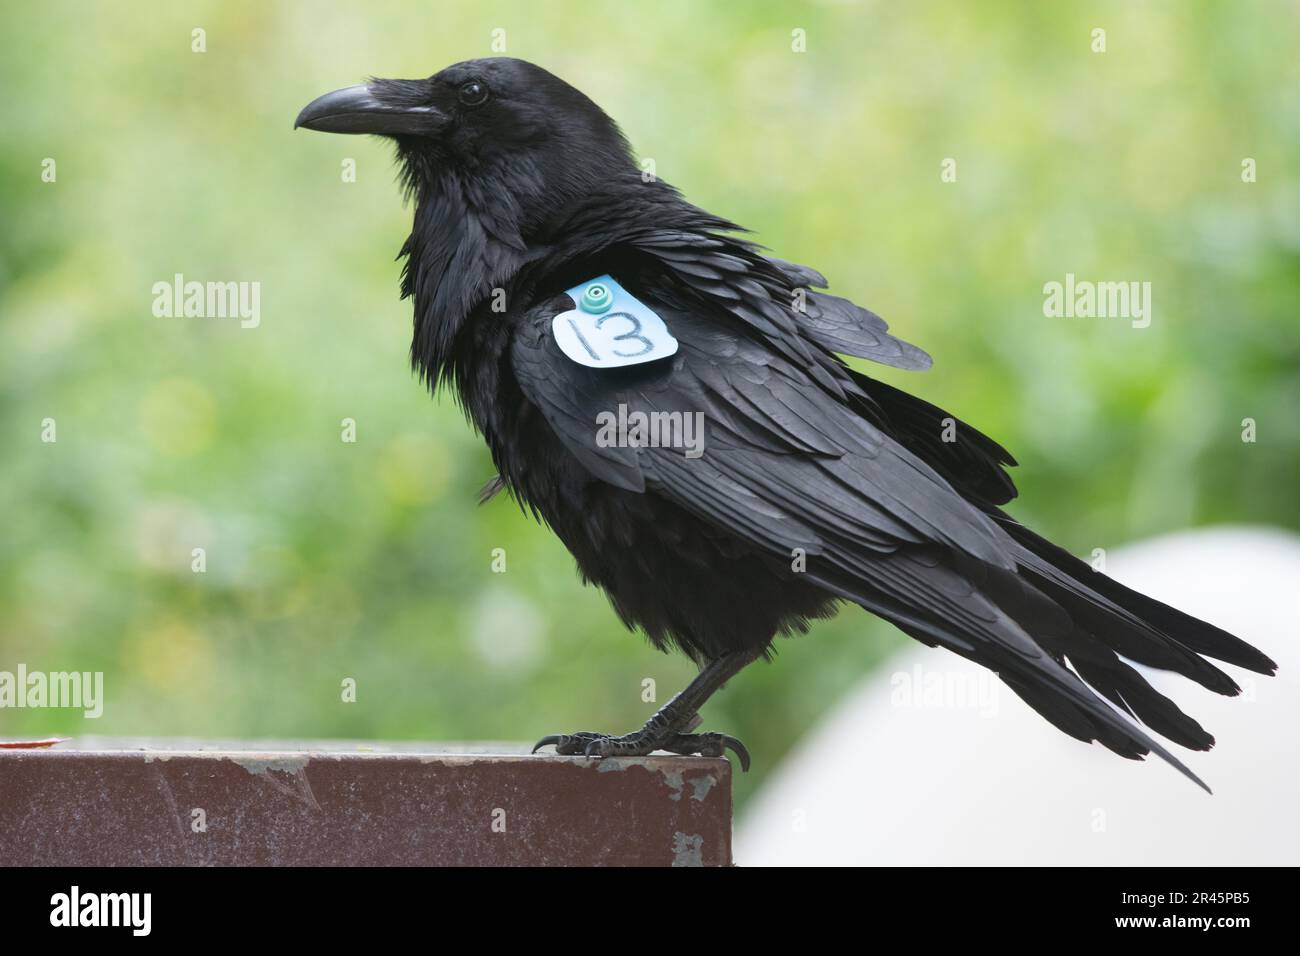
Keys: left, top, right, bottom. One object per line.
{"left": 735, "top": 526, "right": 1300, "bottom": 866}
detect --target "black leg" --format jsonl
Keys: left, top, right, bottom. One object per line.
{"left": 531, "top": 648, "right": 762, "bottom": 770}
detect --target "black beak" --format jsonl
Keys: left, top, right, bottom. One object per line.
{"left": 294, "top": 83, "right": 447, "bottom": 135}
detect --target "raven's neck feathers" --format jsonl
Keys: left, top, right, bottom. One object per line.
{"left": 400, "top": 167, "right": 741, "bottom": 391}
{"left": 400, "top": 170, "right": 530, "bottom": 386}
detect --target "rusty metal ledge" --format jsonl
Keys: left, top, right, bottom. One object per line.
{"left": 0, "top": 738, "right": 732, "bottom": 866}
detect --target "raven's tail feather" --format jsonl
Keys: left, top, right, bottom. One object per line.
{"left": 994, "top": 511, "right": 1278, "bottom": 678}
{"left": 948, "top": 553, "right": 1222, "bottom": 753}
{"left": 847, "top": 372, "right": 1276, "bottom": 788}
{"left": 880, "top": 584, "right": 1215, "bottom": 793}
{"left": 808, "top": 549, "right": 1216, "bottom": 792}
{"left": 856, "top": 367, "right": 1277, "bottom": 682}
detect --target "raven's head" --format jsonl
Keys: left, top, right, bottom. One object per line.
{"left": 295, "top": 57, "right": 637, "bottom": 222}
{"left": 296, "top": 57, "right": 669, "bottom": 382}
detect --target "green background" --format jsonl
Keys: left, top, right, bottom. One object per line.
{"left": 2, "top": 1, "right": 1297, "bottom": 805}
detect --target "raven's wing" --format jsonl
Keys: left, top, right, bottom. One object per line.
{"left": 624, "top": 232, "right": 933, "bottom": 371}
{"left": 631, "top": 238, "right": 1010, "bottom": 501}
{"left": 766, "top": 256, "right": 932, "bottom": 370}
{"left": 511, "top": 286, "right": 1233, "bottom": 791}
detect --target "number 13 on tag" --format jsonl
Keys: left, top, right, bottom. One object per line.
{"left": 552, "top": 275, "right": 679, "bottom": 369}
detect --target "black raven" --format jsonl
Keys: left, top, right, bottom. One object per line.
{"left": 296, "top": 57, "right": 1276, "bottom": 789}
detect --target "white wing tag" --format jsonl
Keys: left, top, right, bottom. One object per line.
{"left": 552, "top": 274, "right": 679, "bottom": 369}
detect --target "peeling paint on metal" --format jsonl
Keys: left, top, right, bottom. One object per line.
{"left": 660, "top": 769, "right": 685, "bottom": 801}
{"left": 689, "top": 773, "right": 717, "bottom": 802}
{"left": 671, "top": 832, "right": 704, "bottom": 867}
{"left": 229, "top": 754, "right": 311, "bottom": 775}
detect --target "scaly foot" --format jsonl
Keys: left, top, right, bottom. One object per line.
{"left": 531, "top": 729, "right": 750, "bottom": 771}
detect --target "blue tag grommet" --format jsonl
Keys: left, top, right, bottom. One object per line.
{"left": 580, "top": 282, "right": 613, "bottom": 314}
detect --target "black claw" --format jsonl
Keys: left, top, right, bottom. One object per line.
{"left": 719, "top": 734, "right": 751, "bottom": 772}
{"left": 656, "top": 731, "right": 752, "bottom": 771}
{"left": 533, "top": 731, "right": 610, "bottom": 756}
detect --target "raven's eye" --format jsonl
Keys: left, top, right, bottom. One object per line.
{"left": 458, "top": 80, "right": 489, "bottom": 107}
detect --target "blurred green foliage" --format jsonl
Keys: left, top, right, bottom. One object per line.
{"left": 2, "top": 1, "right": 1297, "bottom": 806}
